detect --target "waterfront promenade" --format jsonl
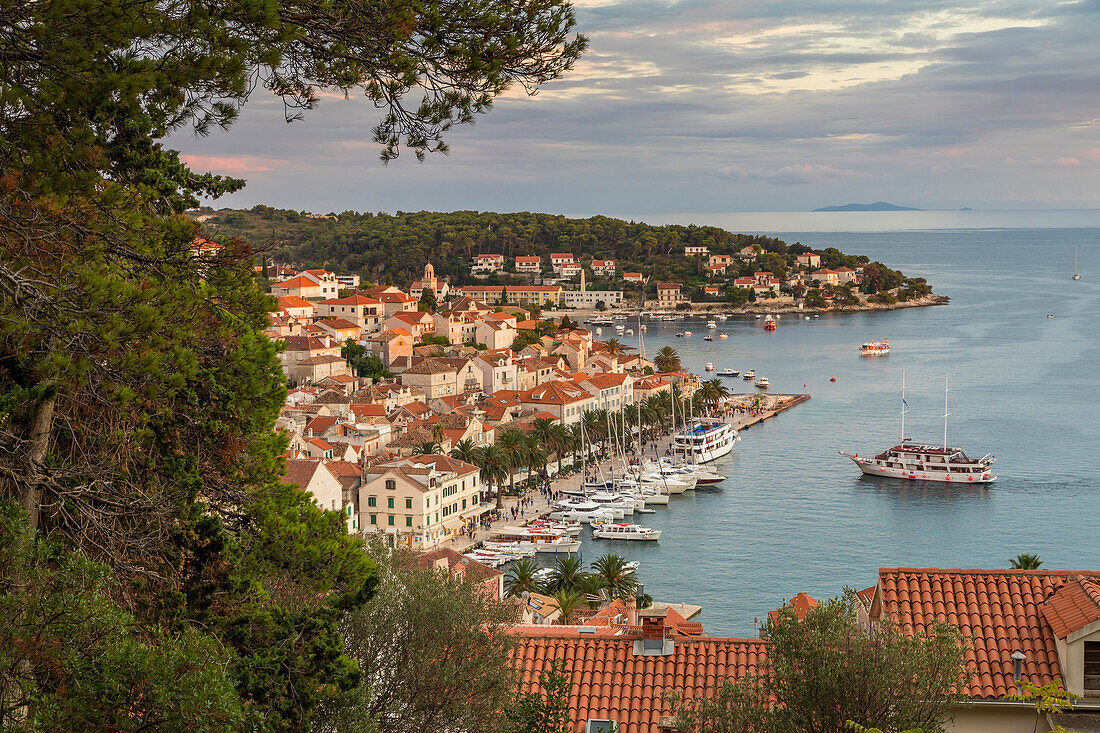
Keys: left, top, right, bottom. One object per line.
{"left": 442, "top": 392, "right": 809, "bottom": 554}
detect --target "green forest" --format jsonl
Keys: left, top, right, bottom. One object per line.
{"left": 195, "top": 207, "right": 793, "bottom": 285}
{"left": 194, "top": 206, "right": 933, "bottom": 302}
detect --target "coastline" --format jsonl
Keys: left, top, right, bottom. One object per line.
{"left": 545, "top": 293, "right": 949, "bottom": 319}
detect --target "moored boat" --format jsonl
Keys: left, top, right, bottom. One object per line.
{"left": 840, "top": 373, "right": 996, "bottom": 483}
{"left": 717, "top": 368, "right": 737, "bottom": 377}
{"left": 755, "top": 377, "right": 769, "bottom": 389}
{"left": 742, "top": 370, "right": 756, "bottom": 380}
{"left": 592, "top": 522, "right": 662, "bottom": 541}
{"left": 705, "top": 362, "right": 714, "bottom": 371}
{"left": 672, "top": 417, "right": 737, "bottom": 463}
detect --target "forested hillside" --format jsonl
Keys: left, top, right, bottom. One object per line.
{"left": 193, "top": 206, "right": 810, "bottom": 286}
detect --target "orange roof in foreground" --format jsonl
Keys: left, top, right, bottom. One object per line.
{"left": 1040, "top": 575, "right": 1100, "bottom": 638}
{"left": 877, "top": 567, "right": 1100, "bottom": 699}
{"left": 512, "top": 633, "right": 766, "bottom": 733}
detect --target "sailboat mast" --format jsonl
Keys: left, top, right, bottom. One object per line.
{"left": 900, "top": 371, "right": 906, "bottom": 443}
{"left": 943, "top": 373, "right": 950, "bottom": 450}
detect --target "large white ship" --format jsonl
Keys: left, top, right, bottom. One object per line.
{"left": 673, "top": 418, "right": 737, "bottom": 463}
{"left": 840, "top": 374, "right": 996, "bottom": 484}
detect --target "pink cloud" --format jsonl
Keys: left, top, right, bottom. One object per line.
{"left": 179, "top": 154, "right": 280, "bottom": 174}
{"left": 1054, "top": 157, "right": 1081, "bottom": 167}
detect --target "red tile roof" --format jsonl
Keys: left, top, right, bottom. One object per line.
{"left": 277, "top": 295, "right": 314, "bottom": 309}
{"left": 767, "top": 592, "right": 818, "bottom": 624}
{"left": 875, "top": 567, "right": 1100, "bottom": 699}
{"left": 1041, "top": 576, "right": 1100, "bottom": 638}
{"left": 512, "top": 633, "right": 767, "bottom": 733}
{"left": 321, "top": 294, "right": 381, "bottom": 306}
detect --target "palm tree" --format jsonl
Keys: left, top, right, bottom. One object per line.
{"left": 532, "top": 417, "right": 563, "bottom": 472}
{"left": 567, "top": 423, "right": 585, "bottom": 469}
{"left": 603, "top": 338, "right": 626, "bottom": 356}
{"left": 654, "top": 346, "right": 681, "bottom": 373}
{"left": 522, "top": 434, "right": 547, "bottom": 479}
{"left": 591, "top": 554, "right": 639, "bottom": 600}
{"left": 547, "top": 555, "right": 585, "bottom": 593}
{"left": 477, "top": 444, "right": 509, "bottom": 509}
{"left": 448, "top": 438, "right": 480, "bottom": 464}
{"left": 1010, "top": 553, "right": 1043, "bottom": 570}
{"left": 496, "top": 428, "right": 528, "bottom": 496}
{"left": 504, "top": 558, "right": 543, "bottom": 597}
{"left": 575, "top": 573, "right": 606, "bottom": 609}
{"left": 412, "top": 441, "right": 442, "bottom": 455}
{"left": 552, "top": 590, "right": 585, "bottom": 625}
{"left": 430, "top": 422, "right": 447, "bottom": 446}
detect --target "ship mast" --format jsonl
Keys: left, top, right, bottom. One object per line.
{"left": 900, "top": 371, "right": 907, "bottom": 443}
{"left": 943, "top": 373, "right": 950, "bottom": 450}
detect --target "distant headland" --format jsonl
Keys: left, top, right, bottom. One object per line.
{"left": 812, "top": 202, "right": 922, "bottom": 212}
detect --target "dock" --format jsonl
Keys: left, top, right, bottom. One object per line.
{"left": 440, "top": 392, "right": 811, "bottom": 555}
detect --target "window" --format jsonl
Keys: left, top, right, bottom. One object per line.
{"left": 462, "top": 499, "right": 467, "bottom": 510}
{"left": 369, "top": 514, "right": 377, "bottom": 525}
{"left": 387, "top": 497, "right": 394, "bottom": 509}
{"left": 405, "top": 498, "right": 412, "bottom": 509}
{"left": 1086, "top": 641, "right": 1100, "bottom": 695}
{"left": 385, "top": 479, "right": 396, "bottom": 491}
{"left": 387, "top": 516, "right": 395, "bottom": 526}
{"left": 405, "top": 517, "right": 412, "bottom": 527}
{"left": 367, "top": 496, "right": 376, "bottom": 507}
{"left": 472, "top": 495, "right": 478, "bottom": 505}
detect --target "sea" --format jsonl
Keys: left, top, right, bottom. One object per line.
{"left": 568, "top": 210, "right": 1100, "bottom": 637}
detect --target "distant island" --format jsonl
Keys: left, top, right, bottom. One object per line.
{"left": 813, "top": 202, "right": 922, "bottom": 212}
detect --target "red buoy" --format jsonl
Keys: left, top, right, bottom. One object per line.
{"left": 830, "top": 377, "right": 837, "bottom": 382}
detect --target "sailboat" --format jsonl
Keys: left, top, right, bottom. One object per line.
{"left": 839, "top": 373, "right": 996, "bottom": 483}
{"left": 1073, "top": 247, "right": 1081, "bottom": 280}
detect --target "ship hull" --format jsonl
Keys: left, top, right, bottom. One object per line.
{"left": 844, "top": 455, "right": 995, "bottom": 483}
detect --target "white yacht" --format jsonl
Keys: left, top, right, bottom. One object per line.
{"left": 644, "top": 458, "right": 724, "bottom": 485}
{"left": 707, "top": 320, "right": 717, "bottom": 329}
{"left": 488, "top": 526, "right": 582, "bottom": 554}
{"left": 717, "top": 368, "right": 738, "bottom": 377}
{"left": 840, "top": 373, "right": 996, "bottom": 484}
{"left": 705, "top": 362, "right": 715, "bottom": 371}
{"left": 742, "top": 370, "right": 756, "bottom": 380}
{"left": 673, "top": 417, "right": 738, "bottom": 463}
{"left": 548, "top": 501, "right": 618, "bottom": 524}
{"left": 592, "top": 522, "right": 662, "bottom": 541}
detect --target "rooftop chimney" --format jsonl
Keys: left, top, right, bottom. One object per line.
{"left": 1011, "top": 651, "right": 1027, "bottom": 693}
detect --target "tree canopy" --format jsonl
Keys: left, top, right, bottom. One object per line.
{"left": 1, "top": 0, "right": 584, "bottom": 727}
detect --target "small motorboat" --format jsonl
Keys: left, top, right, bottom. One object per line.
{"left": 705, "top": 362, "right": 715, "bottom": 371}
{"left": 755, "top": 377, "right": 770, "bottom": 389}
{"left": 706, "top": 320, "right": 717, "bottom": 329}
{"left": 717, "top": 368, "right": 738, "bottom": 377}
{"left": 719, "top": 334, "right": 728, "bottom": 339}
{"left": 742, "top": 370, "right": 756, "bottom": 380}
{"left": 1047, "top": 314, "right": 1055, "bottom": 319}
{"left": 676, "top": 332, "right": 684, "bottom": 337}
{"left": 704, "top": 335, "right": 713, "bottom": 341}
{"left": 763, "top": 315, "right": 776, "bottom": 331}
{"left": 626, "top": 328, "right": 634, "bottom": 335}
{"left": 813, "top": 315, "right": 820, "bottom": 319}
{"left": 683, "top": 331, "right": 693, "bottom": 337}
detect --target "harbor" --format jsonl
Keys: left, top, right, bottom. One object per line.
{"left": 442, "top": 391, "right": 811, "bottom": 562}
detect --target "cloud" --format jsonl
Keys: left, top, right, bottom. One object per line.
{"left": 721, "top": 164, "right": 868, "bottom": 185}
{"left": 168, "top": 0, "right": 1100, "bottom": 213}
{"left": 179, "top": 154, "right": 282, "bottom": 174}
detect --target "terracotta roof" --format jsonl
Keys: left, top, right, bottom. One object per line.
{"left": 398, "top": 453, "right": 480, "bottom": 475}
{"left": 317, "top": 317, "right": 359, "bottom": 330}
{"left": 516, "top": 256, "right": 541, "bottom": 263}
{"left": 350, "top": 403, "right": 387, "bottom": 418}
{"left": 273, "top": 275, "right": 317, "bottom": 289}
{"left": 321, "top": 294, "right": 381, "bottom": 306}
{"left": 656, "top": 283, "right": 680, "bottom": 290}
{"left": 415, "top": 547, "right": 502, "bottom": 583}
{"left": 306, "top": 416, "right": 338, "bottom": 434}
{"left": 767, "top": 592, "right": 818, "bottom": 623}
{"left": 403, "top": 358, "right": 458, "bottom": 376}
{"left": 522, "top": 381, "right": 593, "bottom": 405}
{"left": 512, "top": 633, "right": 767, "bottom": 733}
{"left": 277, "top": 295, "right": 314, "bottom": 309}
{"left": 876, "top": 567, "right": 1100, "bottom": 699}
{"left": 296, "top": 355, "right": 347, "bottom": 366}
{"left": 282, "top": 458, "right": 324, "bottom": 489}
{"left": 1041, "top": 576, "right": 1100, "bottom": 638}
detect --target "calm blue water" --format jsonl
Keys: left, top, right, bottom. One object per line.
{"left": 570, "top": 225, "right": 1100, "bottom": 637}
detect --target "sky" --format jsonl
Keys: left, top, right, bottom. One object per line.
{"left": 173, "top": 0, "right": 1100, "bottom": 216}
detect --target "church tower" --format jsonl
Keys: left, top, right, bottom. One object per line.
{"left": 423, "top": 262, "right": 437, "bottom": 295}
